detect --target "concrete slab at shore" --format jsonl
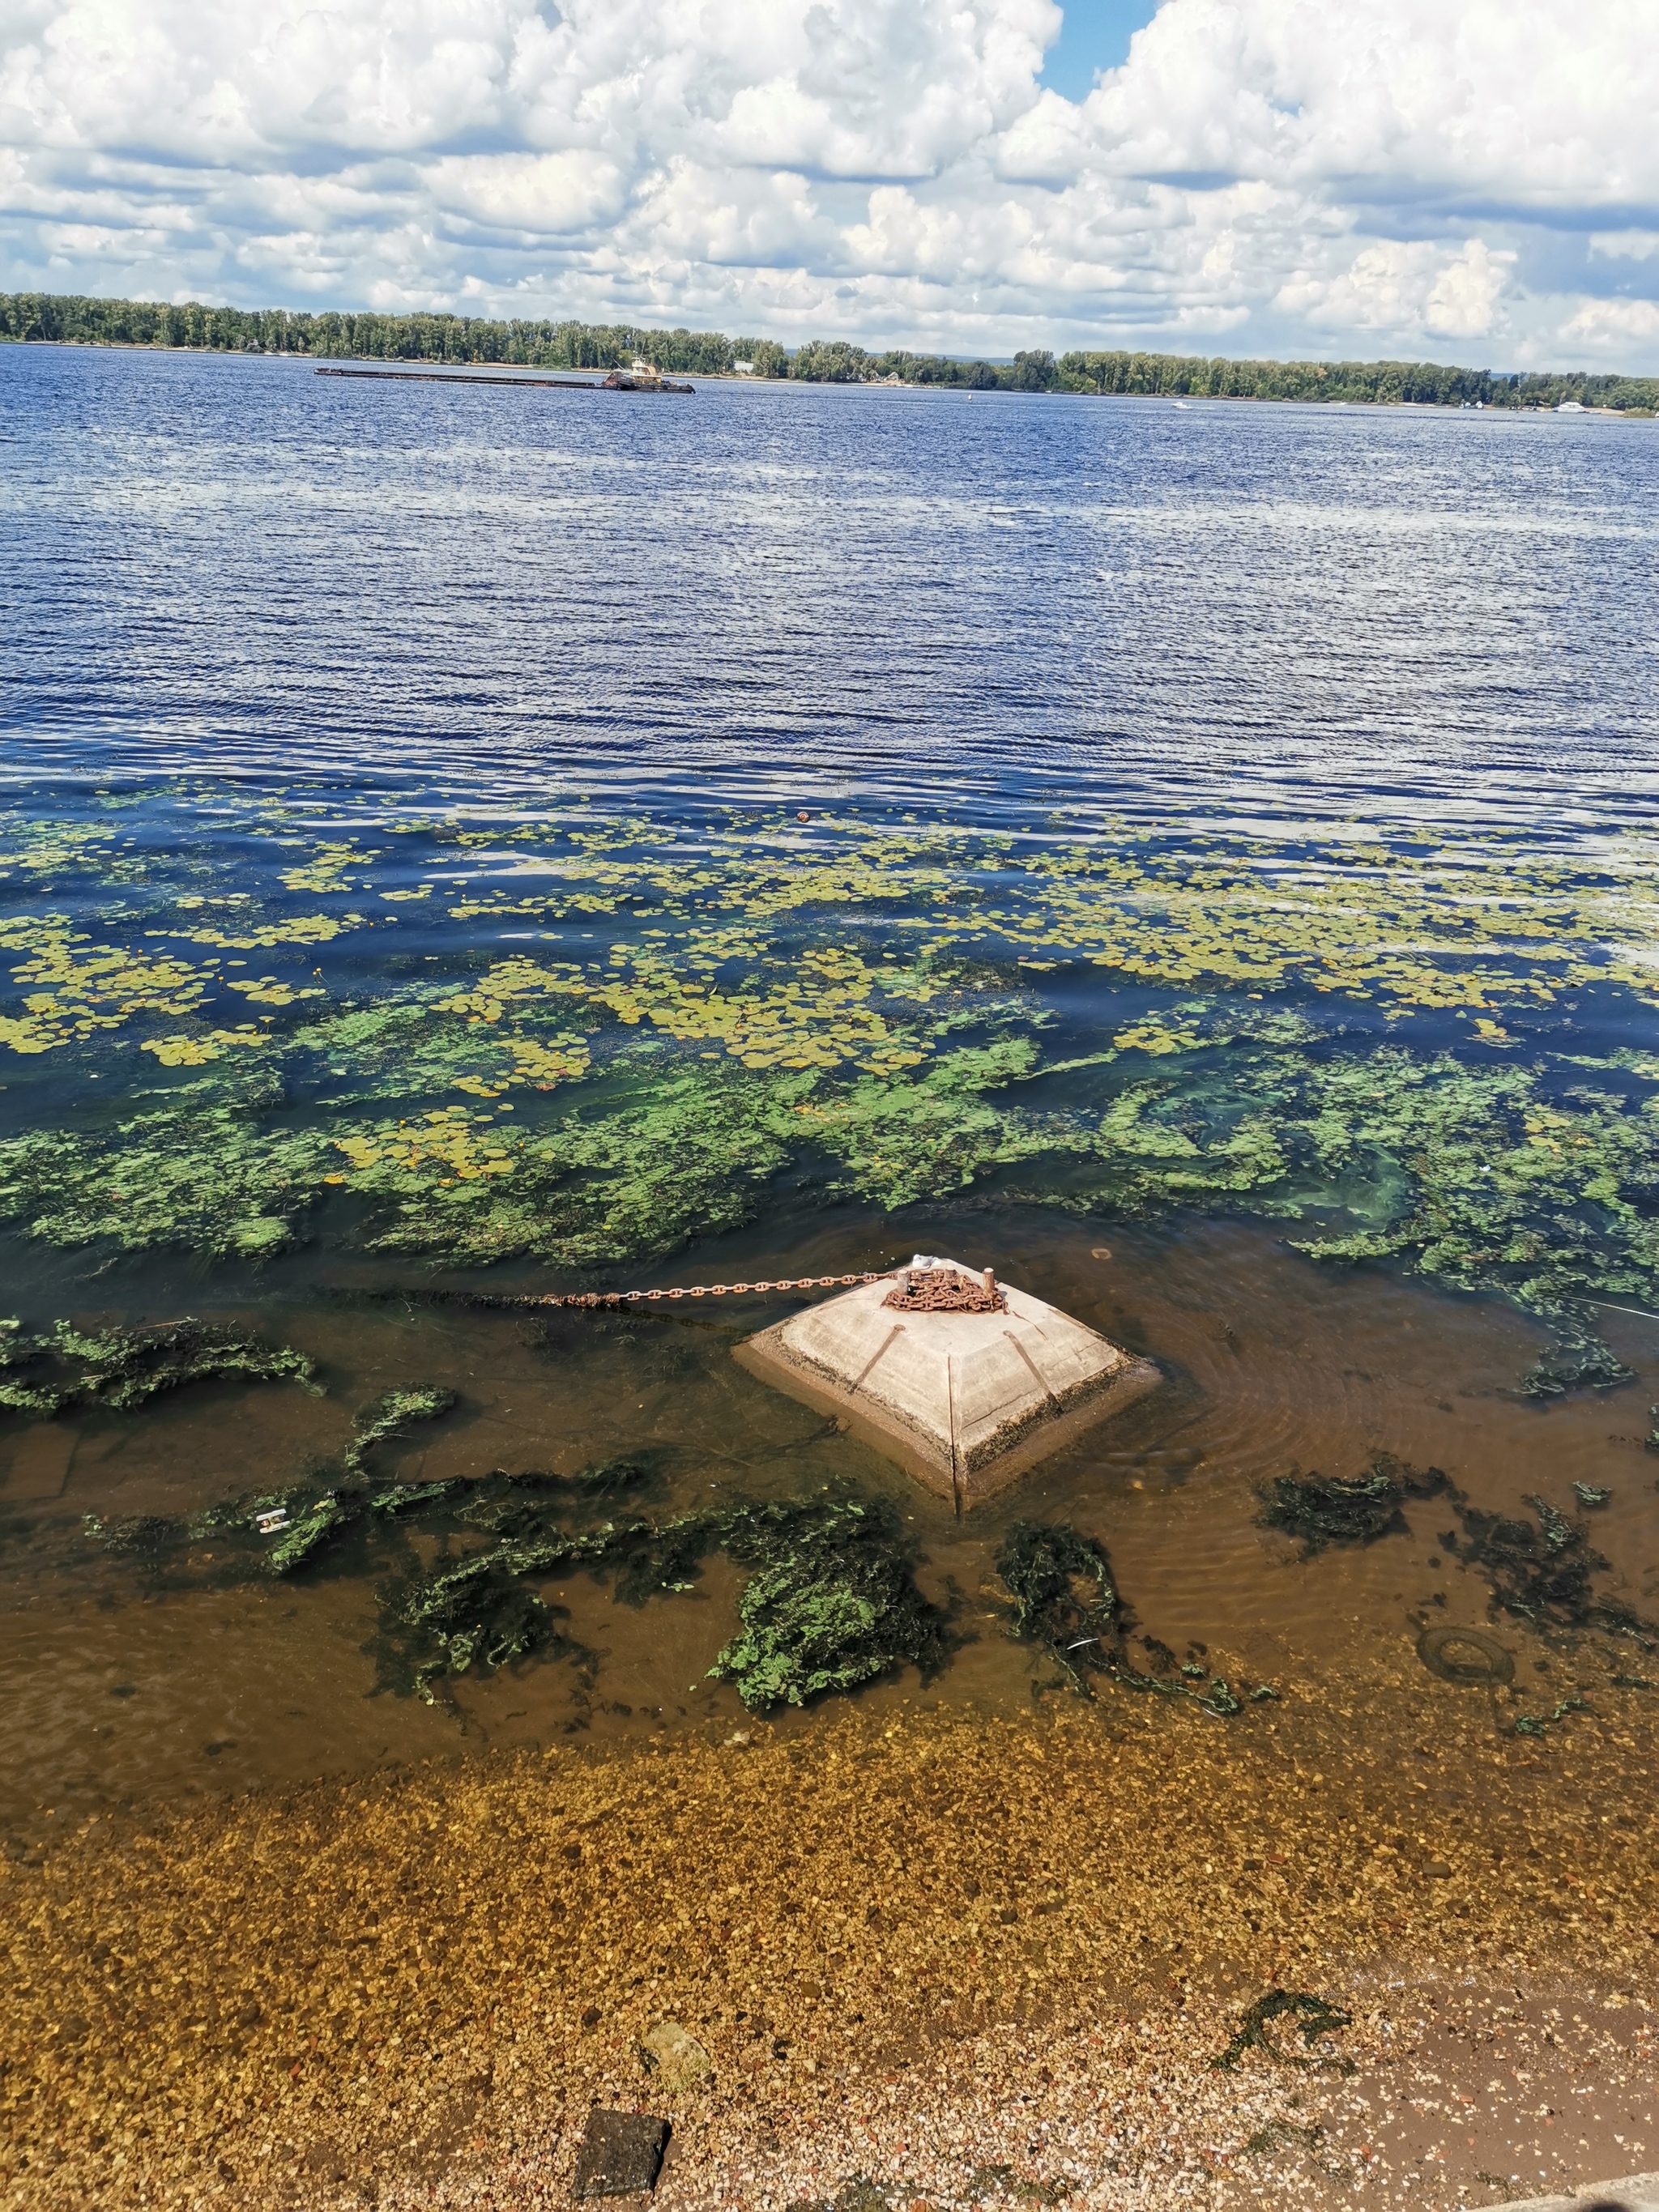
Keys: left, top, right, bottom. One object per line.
{"left": 735, "top": 1255, "right": 1158, "bottom": 1507}
{"left": 1482, "top": 2176, "right": 1659, "bottom": 2212}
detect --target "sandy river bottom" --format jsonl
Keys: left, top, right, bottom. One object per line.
{"left": 5, "top": 1679, "right": 1655, "bottom": 2212}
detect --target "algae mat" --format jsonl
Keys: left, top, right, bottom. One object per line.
{"left": 4, "top": 1682, "right": 1655, "bottom": 2211}
{"left": 4, "top": 791, "right": 1659, "bottom": 1341}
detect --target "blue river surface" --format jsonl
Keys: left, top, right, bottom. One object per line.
{"left": 2, "top": 339, "right": 1658, "bottom": 1821}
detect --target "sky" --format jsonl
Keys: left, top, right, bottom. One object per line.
{"left": 1, "top": 0, "right": 1657, "bottom": 368}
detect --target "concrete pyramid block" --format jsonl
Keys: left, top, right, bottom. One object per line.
{"left": 735, "top": 1255, "right": 1158, "bottom": 1507}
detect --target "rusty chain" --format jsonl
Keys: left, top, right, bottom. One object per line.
{"left": 524, "top": 1268, "right": 899, "bottom": 1310}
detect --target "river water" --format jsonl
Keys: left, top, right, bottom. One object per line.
{"left": 3, "top": 343, "right": 1658, "bottom": 1840}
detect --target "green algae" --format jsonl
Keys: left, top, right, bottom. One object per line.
{"left": 1213, "top": 1991, "right": 1355, "bottom": 2075}
{"left": 369, "top": 1479, "right": 462, "bottom": 1515}
{"left": 1257, "top": 1456, "right": 1449, "bottom": 1556}
{"left": 171, "top": 1464, "right": 949, "bottom": 1709}
{"left": 342, "top": 1387, "right": 457, "bottom": 1477}
{"left": 995, "top": 1520, "right": 1122, "bottom": 1690}
{"left": 0, "top": 1315, "right": 314, "bottom": 1419}
{"left": 1512, "top": 1694, "right": 1589, "bottom": 1740}
{"left": 6, "top": 795, "right": 1659, "bottom": 1365}
{"left": 379, "top": 1549, "right": 569, "bottom": 1696}
{"left": 706, "top": 1493, "right": 952, "bottom": 1710}
{"left": 1443, "top": 1493, "right": 1657, "bottom": 1643}
{"left": 509, "top": 1453, "right": 653, "bottom": 1502}
{"left": 1521, "top": 1320, "right": 1634, "bottom": 1399}
{"left": 374, "top": 1486, "right": 952, "bottom": 1710}
{"left": 1257, "top": 1458, "right": 1656, "bottom": 1647}
{"left": 83, "top": 1511, "right": 188, "bottom": 1560}
{"left": 11, "top": 1010, "right": 1658, "bottom": 1373}
{"left": 267, "top": 1492, "right": 357, "bottom": 1575}
{"left": 1242, "top": 2120, "right": 1326, "bottom": 2157}
{"left": 994, "top": 1520, "right": 1267, "bottom": 1715}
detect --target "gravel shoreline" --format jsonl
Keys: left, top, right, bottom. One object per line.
{"left": 5, "top": 1676, "right": 1655, "bottom": 2210}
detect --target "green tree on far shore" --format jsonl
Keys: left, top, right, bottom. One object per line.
{"left": 2, "top": 292, "right": 1654, "bottom": 412}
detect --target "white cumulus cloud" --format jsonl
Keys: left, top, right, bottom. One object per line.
{"left": 0, "top": 0, "right": 1656, "bottom": 364}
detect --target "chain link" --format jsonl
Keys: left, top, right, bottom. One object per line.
{"left": 526, "top": 1269, "right": 898, "bottom": 1310}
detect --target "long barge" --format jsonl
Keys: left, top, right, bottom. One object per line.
{"left": 314, "top": 365, "right": 695, "bottom": 394}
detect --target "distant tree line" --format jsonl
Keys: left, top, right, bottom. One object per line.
{"left": 0, "top": 293, "right": 784, "bottom": 377}
{"left": 1052, "top": 349, "right": 1659, "bottom": 412}
{"left": 2, "top": 292, "right": 1655, "bottom": 411}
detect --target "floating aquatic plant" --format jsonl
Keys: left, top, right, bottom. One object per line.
{"left": 5, "top": 795, "right": 1659, "bottom": 1370}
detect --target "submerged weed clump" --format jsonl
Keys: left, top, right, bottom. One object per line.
{"left": 1213, "top": 1991, "right": 1355, "bottom": 2075}
{"left": 380, "top": 1548, "right": 571, "bottom": 1698}
{"left": 1257, "top": 1455, "right": 1448, "bottom": 1555}
{"left": 1512, "top": 1694, "right": 1590, "bottom": 1739}
{"left": 1261, "top": 1456, "right": 1656, "bottom": 1652}
{"left": 78, "top": 1449, "right": 952, "bottom": 1714}
{"left": 505, "top": 1455, "right": 654, "bottom": 1504}
{"left": 1520, "top": 1316, "right": 1635, "bottom": 1400}
{"left": 266, "top": 1390, "right": 460, "bottom": 1570}
{"left": 707, "top": 1494, "right": 952, "bottom": 1709}
{"left": 377, "top": 1487, "right": 953, "bottom": 1710}
{"left": 0, "top": 1315, "right": 314, "bottom": 1418}
{"left": 342, "top": 1387, "right": 458, "bottom": 1477}
{"left": 995, "top": 1521, "right": 1122, "bottom": 1690}
{"left": 267, "top": 1492, "right": 356, "bottom": 1575}
{"left": 993, "top": 1519, "right": 1269, "bottom": 1715}
{"left": 1443, "top": 1493, "right": 1656, "bottom": 1643}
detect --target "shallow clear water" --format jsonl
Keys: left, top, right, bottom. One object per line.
{"left": 3, "top": 342, "right": 1658, "bottom": 1836}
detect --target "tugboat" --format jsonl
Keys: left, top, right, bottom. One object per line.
{"left": 603, "top": 358, "right": 696, "bottom": 394}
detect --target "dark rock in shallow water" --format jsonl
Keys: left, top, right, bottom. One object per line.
{"left": 573, "top": 2109, "right": 668, "bottom": 2199}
